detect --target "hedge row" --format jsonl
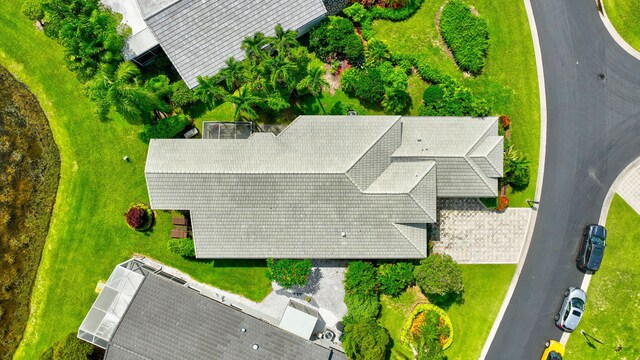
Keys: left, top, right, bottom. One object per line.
{"left": 440, "top": 0, "right": 489, "bottom": 75}
{"left": 344, "top": 0, "right": 426, "bottom": 40}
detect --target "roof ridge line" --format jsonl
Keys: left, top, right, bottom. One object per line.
{"left": 392, "top": 223, "right": 428, "bottom": 257}
{"left": 463, "top": 156, "right": 498, "bottom": 196}
{"left": 346, "top": 115, "right": 402, "bottom": 173}
{"left": 463, "top": 117, "right": 499, "bottom": 156}
{"left": 469, "top": 136, "right": 503, "bottom": 176}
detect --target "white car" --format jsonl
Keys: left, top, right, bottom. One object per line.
{"left": 554, "top": 287, "right": 586, "bottom": 332}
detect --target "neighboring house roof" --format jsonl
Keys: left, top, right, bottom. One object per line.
{"left": 83, "top": 262, "right": 344, "bottom": 360}
{"left": 142, "top": 0, "right": 327, "bottom": 88}
{"left": 101, "top": 0, "right": 160, "bottom": 60}
{"left": 145, "top": 116, "right": 503, "bottom": 259}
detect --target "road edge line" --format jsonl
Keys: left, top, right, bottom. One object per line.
{"left": 596, "top": 0, "right": 640, "bottom": 61}
{"left": 478, "top": 0, "right": 548, "bottom": 357}
{"left": 559, "top": 156, "right": 640, "bottom": 346}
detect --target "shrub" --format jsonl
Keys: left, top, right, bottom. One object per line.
{"left": 39, "top": 333, "right": 94, "bottom": 360}
{"left": 503, "top": 145, "right": 531, "bottom": 188}
{"left": 414, "top": 254, "right": 464, "bottom": 297}
{"left": 365, "top": 38, "right": 390, "bottom": 67}
{"left": 125, "top": 203, "right": 153, "bottom": 231}
{"left": 343, "top": 293, "right": 381, "bottom": 323}
{"left": 168, "top": 238, "right": 195, "bottom": 258}
{"left": 170, "top": 81, "right": 198, "bottom": 107}
{"left": 341, "top": 61, "right": 410, "bottom": 112}
{"left": 21, "top": 0, "right": 44, "bottom": 23}
{"left": 499, "top": 115, "right": 511, "bottom": 130}
{"left": 266, "top": 258, "right": 312, "bottom": 288}
{"left": 496, "top": 195, "right": 509, "bottom": 211}
{"left": 344, "top": 261, "right": 379, "bottom": 296}
{"left": 309, "top": 17, "right": 364, "bottom": 63}
{"left": 419, "top": 80, "right": 490, "bottom": 117}
{"left": 343, "top": 2, "right": 369, "bottom": 23}
{"left": 440, "top": 0, "right": 489, "bottom": 75}
{"left": 377, "top": 262, "right": 415, "bottom": 296}
{"left": 138, "top": 114, "right": 191, "bottom": 143}
{"left": 343, "top": 320, "right": 390, "bottom": 360}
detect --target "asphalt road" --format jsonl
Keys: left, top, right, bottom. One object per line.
{"left": 485, "top": 0, "right": 640, "bottom": 359}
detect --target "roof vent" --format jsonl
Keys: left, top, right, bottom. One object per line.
{"left": 341, "top": 232, "right": 346, "bottom": 237}
{"left": 252, "top": 344, "right": 259, "bottom": 350}
{"left": 417, "top": 138, "right": 422, "bottom": 142}
{"left": 241, "top": 328, "right": 246, "bottom": 333}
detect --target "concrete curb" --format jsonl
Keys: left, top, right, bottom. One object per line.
{"left": 479, "top": 0, "right": 549, "bottom": 357}
{"left": 596, "top": 0, "right": 640, "bottom": 61}
{"left": 559, "top": 156, "right": 640, "bottom": 346}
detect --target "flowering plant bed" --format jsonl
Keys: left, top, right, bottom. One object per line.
{"left": 400, "top": 302, "right": 454, "bottom": 349}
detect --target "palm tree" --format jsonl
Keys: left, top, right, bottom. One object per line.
{"left": 86, "top": 62, "right": 167, "bottom": 121}
{"left": 270, "top": 24, "right": 298, "bottom": 55}
{"left": 296, "top": 65, "right": 329, "bottom": 114}
{"left": 194, "top": 75, "right": 229, "bottom": 109}
{"left": 263, "top": 54, "right": 297, "bottom": 89}
{"left": 241, "top": 33, "right": 268, "bottom": 64}
{"left": 228, "top": 86, "right": 261, "bottom": 120}
{"left": 219, "top": 57, "right": 244, "bottom": 91}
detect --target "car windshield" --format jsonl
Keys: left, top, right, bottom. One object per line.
{"left": 592, "top": 236, "right": 604, "bottom": 244}
{"left": 572, "top": 298, "right": 585, "bottom": 310}
{"left": 549, "top": 352, "right": 563, "bottom": 360}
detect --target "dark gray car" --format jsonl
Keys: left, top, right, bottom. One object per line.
{"left": 555, "top": 287, "right": 586, "bottom": 332}
{"left": 577, "top": 224, "right": 607, "bottom": 272}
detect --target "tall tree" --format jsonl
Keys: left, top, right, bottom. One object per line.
{"left": 86, "top": 62, "right": 167, "bottom": 121}
{"left": 194, "top": 75, "right": 229, "bottom": 109}
{"left": 270, "top": 24, "right": 298, "bottom": 55}
{"left": 241, "top": 33, "right": 268, "bottom": 64}
{"left": 297, "top": 65, "right": 329, "bottom": 114}
{"left": 228, "top": 86, "right": 261, "bottom": 120}
{"left": 219, "top": 57, "right": 244, "bottom": 91}
{"left": 263, "top": 54, "right": 297, "bottom": 89}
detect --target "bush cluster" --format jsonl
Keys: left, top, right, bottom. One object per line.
{"left": 419, "top": 81, "right": 490, "bottom": 117}
{"left": 341, "top": 260, "right": 416, "bottom": 359}
{"left": 400, "top": 303, "right": 454, "bottom": 350}
{"left": 138, "top": 114, "right": 191, "bottom": 143}
{"left": 377, "top": 262, "right": 415, "bottom": 297}
{"left": 440, "top": 0, "right": 489, "bottom": 75}
{"left": 503, "top": 144, "right": 531, "bottom": 188}
{"left": 168, "top": 238, "right": 196, "bottom": 258}
{"left": 39, "top": 0, "right": 125, "bottom": 82}
{"left": 341, "top": 61, "right": 410, "bottom": 113}
{"left": 266, "top": 258, "right": 312, "bottom": 289}
{"left": 310, "top": 16, "right": 364, "bottom": 63}
{"left": 39, "top": 333, "right": 95, "bottom": 360}
{"left": 124, "top": 203, "right": 153, "bottom": 231}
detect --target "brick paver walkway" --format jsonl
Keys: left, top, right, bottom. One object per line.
{"left": 432, "top": 199, "right": 531, "bottom": 264}
{"left": 617, "top": 164, "right": 640, "bottom": 215}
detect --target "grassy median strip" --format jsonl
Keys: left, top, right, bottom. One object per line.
{"left": 0, "top": 3, "right": 271, "bottom": 359}
{"left": 565, "top": 195, "right": 640, "bottom": 358}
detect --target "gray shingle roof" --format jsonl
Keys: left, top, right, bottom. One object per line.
{"left": 105, "top": 273, "right": 345, "bottom": 360}
{"left": 143, "top": 0, "right": 327, "bottom": 88}
{"left": 145, "top": 116, "right": 502, "bottom": 259}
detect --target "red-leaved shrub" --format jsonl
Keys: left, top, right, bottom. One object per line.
{"left": 499, "top": 115, "right": 511, "bottom": 130}
{"left": 125, "top": 204, "right": 152, "bottom": 230}
{"left": 496, "top": 195, "right": 509, "bottom": 212}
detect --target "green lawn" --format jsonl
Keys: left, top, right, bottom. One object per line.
{"left": 565, "top": 195, "right": 640, "bottom": 358}
{"left": 373, "top": 0, "right": 541, "bottom": 206}
{"left": 0, "top": 3, "right": 272, "bottom": 359}
{"left": 379, "top": 264, "right": 515, "bottom": 359}
{"left": 604, "top": 0, "right": 640, "bottom": 51}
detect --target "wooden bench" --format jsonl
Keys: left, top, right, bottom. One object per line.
{"left": 170, "top": 229, "right": 188, "bottom": 238}
{"left": 172, "top": 217, "right": 189, "bottom": 226}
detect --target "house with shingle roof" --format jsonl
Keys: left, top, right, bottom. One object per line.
{"left": 145, "top": 116, "right": 503, "bottom": 259}
{"left": 78, "top": 260, "right": 345, "bottom": 360}
{"left": 102, "top": 0, "right": 337, "bottom": 88}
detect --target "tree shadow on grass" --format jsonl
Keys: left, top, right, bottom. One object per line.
{"left": 427, "top": 292, "right": 465, "bottom": 310}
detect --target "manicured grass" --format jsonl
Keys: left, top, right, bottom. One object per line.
{"left": 379, "top": 264, "right": 515, "bottom": 359}
{"left": 373, "top": 0, "right": 541, "bottom": 206}
{"left": 604, "top": 0, "right": 640, "bottom": 51}
{"left": 0, "top": 3, "right": 271, "bottom": 359}
{"left": 565, "top": 195, "right": 640, "bottom": 358}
